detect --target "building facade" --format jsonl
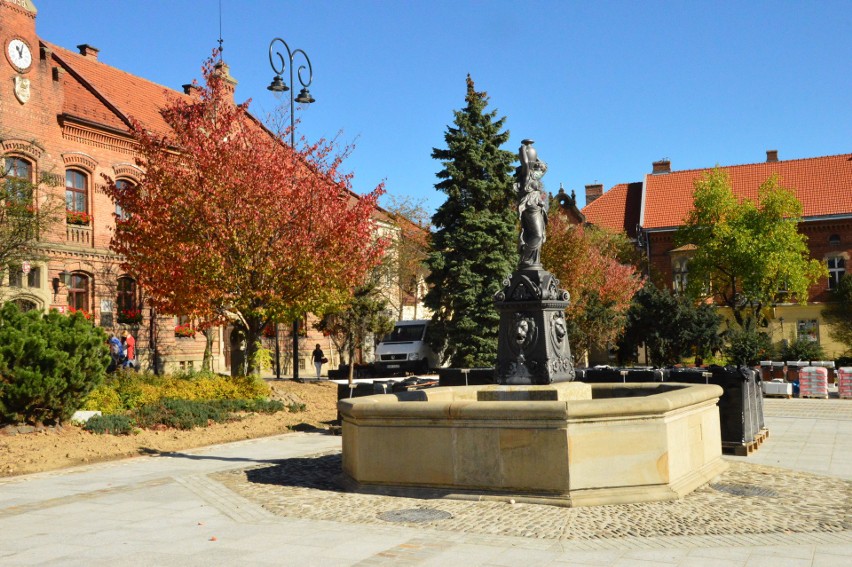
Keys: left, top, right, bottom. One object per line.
{"left": 582, "top": 151, "right": 852, "bottom": 358}
{"left": 1, "top": 0, "right": 422, "bottom": 374}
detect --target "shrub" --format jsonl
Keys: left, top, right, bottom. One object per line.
{"left": 779, "top": 336, "right": 826, "bottom": 362}
{"left": 84, "top": 414, "right": 133, "bottom": 435}
{"left": 286, "top": 402, "right": 306, "bottom": 413}
{"left": 133, "top": 398, "right": 228, "bottom": 430}
{"left": 0, "top": 302, "right": 110, "bottom": 425}
{"left": 82, "top": 384, "right": 124, "bottom": 414}
{"left": 82, "top": 371, "right": 270, "bottom": 412}
{"left": 209, "top": 399, "right": 285, "bottom": 413}
{"left": 723, "top": 328, "right": 772, "bottom": 366}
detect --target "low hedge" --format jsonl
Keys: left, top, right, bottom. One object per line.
{"left": 83, "top": 370, "right": 271, "bottom": 413}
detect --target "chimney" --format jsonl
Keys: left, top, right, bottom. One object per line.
{"left": 766, "top": 150, "right": 779, "bottom": 163}
{"left": 652, "top": 159, "right": 671, "bottom": 174}
{"left": 76, "top": 44, "right": 100, "bottom": 60}
{"left": 585, "top": 183, "right": 604, "bottom": 205}
{"left": 182, "top": 83, "right": 201, "bottom": 97}
{"left": 213, "top": 61, "right": 238, "bottom": 101}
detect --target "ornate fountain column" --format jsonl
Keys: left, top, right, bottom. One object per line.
{"left": 494, "top": 140, "right": 574, "bottom": 384}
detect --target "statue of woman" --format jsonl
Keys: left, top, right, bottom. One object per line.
{"left": 516, "top": 139, "right": 548, "bottom": 269}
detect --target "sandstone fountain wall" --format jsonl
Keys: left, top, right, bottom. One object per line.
{"left": 339, "top": 382, "right": 727, "bottom": 507}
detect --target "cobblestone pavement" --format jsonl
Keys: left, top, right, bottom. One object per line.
{"left": 212, "top": 451, "right": 852, "bottom": 543}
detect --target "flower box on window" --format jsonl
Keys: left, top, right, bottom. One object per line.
{"left": 68, "top": 307, "right": 92, "bottom": 320}
{"left": 175, "top": 324, "right": 196, "bottom": 338}
{"left": 117, "top": 309, "right": 143, "bottom": 324}
{"left": 66, "top": 210, "right": 92, "bottom": 225}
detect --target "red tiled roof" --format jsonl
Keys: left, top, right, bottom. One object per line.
{"left": 581, "top": 181, "right": 643, "bottom": 237}
{"left": 46, "top": 41, "right": 190, "bottom": 135}
{"left": 642, "top": 154, "right": 852, "bottom": 230}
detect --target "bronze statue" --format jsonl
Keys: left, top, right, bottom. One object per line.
{"left": 516, "top": 139, "right": 548, "bottom": 269}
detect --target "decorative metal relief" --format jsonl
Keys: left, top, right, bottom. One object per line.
{"left": 551, "top": 311, "right": 567, "bottom": 346}
{"left": 514, "top": 315, "right": 536, "bottom": 350}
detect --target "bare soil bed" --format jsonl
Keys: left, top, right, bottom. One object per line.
{"left": 0, "top": 380, "right": 340, "bottom": 478}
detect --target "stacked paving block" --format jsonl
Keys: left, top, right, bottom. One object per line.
{"left": 839, "top": 367, "right": 852, "bottom": 400}
{"left": 799, "top": 366, "right": 829, "bottom": 398}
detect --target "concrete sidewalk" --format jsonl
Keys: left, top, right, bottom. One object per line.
{"left": 1, "top": 398, "right": 850, "bottom": 566}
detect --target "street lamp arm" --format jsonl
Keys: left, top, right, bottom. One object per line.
{"left": 290, "top": 48, "right": 313, "bottom": 90}
{"left": 268, "top": 37, "right": 294, "bottom": 78}
{"left": 268, "top": 40, "right": 313, "bottom": 91}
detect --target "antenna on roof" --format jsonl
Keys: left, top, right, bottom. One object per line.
{"left": 217, "top": 0, "right": 224, "bottom": 60}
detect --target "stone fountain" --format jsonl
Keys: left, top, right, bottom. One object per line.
{"left": 339, "top": 141, "right": 727, "bottom": 507}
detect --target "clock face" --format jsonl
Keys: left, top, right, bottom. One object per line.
{"left": 7, "top": 38, "right": 32, "bottom": 72}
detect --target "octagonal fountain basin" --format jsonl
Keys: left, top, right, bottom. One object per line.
{"left": 338, "top": 382, "right": 728, "bottom": 507}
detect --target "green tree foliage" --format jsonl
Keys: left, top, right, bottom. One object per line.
{"left": 723, "top": 325, "right": 773, "bottom": 366}
{"left": 0, "top": 303, "right": 110, "bottom": 425}
{"left": 779, "top": 336, "right": 826, "bottom": 362}
{"left": 617, "top": 281, "right": 723, "bottom": 366}
{"left": 675, "top": 169, "right": 826, "bottom": 328}
{"left": 315, "top": 276, "right": 394, "bottom": 384}
{"left": 424, "top": 75, "right": 517, "bottom": 367}
{"left": 823, "top": 275, "right": 852, "bottom": 357}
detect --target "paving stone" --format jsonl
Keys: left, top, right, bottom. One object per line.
{"left": 211, "top": 451, "right": 852, "bottom": 544}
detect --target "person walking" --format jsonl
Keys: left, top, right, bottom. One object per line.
{"left": 107, "top": 333, "right": 122, "bottom": 372}
{"left": 121, "top": 330, "right": 136, "bottom": 369}
{"left": 312, "top": 344, "right": 325, "bottom": 379}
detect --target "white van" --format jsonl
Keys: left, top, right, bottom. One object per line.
{"left": 374, "top": 320, "right": 439, "bottom": 375}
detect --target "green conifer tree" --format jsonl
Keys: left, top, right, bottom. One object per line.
{"left": 425, "top": 75, "right": 517, "bottom": 367}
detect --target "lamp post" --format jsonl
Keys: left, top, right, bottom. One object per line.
{"left": 267, "top": 37, "right": 315, "bottom": 381}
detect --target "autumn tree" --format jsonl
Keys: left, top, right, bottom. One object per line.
{"left": 675, "top": 169, "right": 825, "bottom": 328}
{"left": 381, "top": 194, "right": 431, "bottom": 320}
{"left": 315, "top": 274, "right": 394, "bottom": 385}
{"left": 105, "top": 57, "right": 384, "bottom": 375}
{"left": 542, "top": 216, "right": 643, "bottom": 364}
{"left": 424, "top": 75, "right": 517, "bottom": 367}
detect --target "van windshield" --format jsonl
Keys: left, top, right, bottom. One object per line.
{"left": 383, "top": 324, "right": 426, "bottom": 342}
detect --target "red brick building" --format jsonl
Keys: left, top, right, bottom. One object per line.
{"left": 1, "top": 0, "right": 381, "bottom": 374}
{"left": 582, "top": 151, "right": 852, "bottom": 357}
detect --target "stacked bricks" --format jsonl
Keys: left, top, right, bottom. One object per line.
{"left": 799, "top": 366, "right": 829, "bottom": 399}
{"left": 839, "top": 367, "right": 852, "bottom": 400}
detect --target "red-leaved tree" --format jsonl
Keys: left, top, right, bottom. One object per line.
{"left": 542, "top": 215, "right": 643, "bottom": 364}
{"left": 105, "top": 57, "right": 385, "bottom": 374}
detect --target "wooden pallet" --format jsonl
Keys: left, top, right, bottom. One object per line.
{"left": 722, "top": 439, "right": 760, "bottom": 456}
{"left": 800, "top": 394, "right": 828, "bottom": 399}
{"left": 722, "top": 428, "right": 769, "bottom": 456}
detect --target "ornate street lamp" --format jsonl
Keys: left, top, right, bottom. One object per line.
{"left": 267, "top": 37, "right": 315, "bottom": 381}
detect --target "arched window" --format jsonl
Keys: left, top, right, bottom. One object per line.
{"left": 13, "top": 298, "right": 37, "bottom": 312}
{"left": 114, "top": 178, "right": 134, "bottom": 220}
{"left": 65, "top": 170, "right": 88, "bottom": 213}
{"left": 67, "top": 272, "right": 90, "bottom": 311}
{"left": 4, "top": 156, "right": 32, "bottom": 202}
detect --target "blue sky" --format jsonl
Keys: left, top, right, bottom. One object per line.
{"left": 33, "top": 0, "right": 851, "bottom": 216}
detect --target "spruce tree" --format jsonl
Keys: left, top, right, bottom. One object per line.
{"left": 425, "top": 75, "right": 517, "bottom": 367}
